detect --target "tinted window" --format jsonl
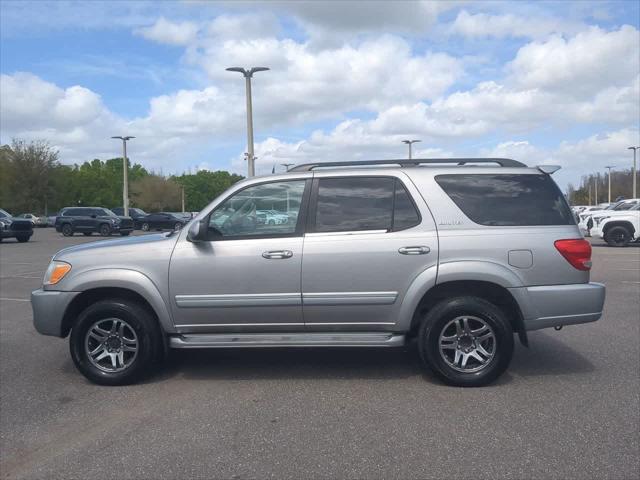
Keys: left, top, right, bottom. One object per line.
{"left": 435, "top": 174, "right": 574, "bottom": 226}
{"left": 64, "top": 208, "right": 82, "bottom": 216}
{"left": 209, "top": 180, "right": 306, "bottom": 238}
{"left": 393, "top": 181, "right": 421, "bottom": 230}
{"left": 314, "top": 177, "right": 394, "bottom": 232}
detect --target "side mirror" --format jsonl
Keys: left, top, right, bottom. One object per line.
{"left": 187, "top": 220, "right": 207, "bottom": 242}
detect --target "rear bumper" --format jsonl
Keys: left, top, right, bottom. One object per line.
{"left": 31, "top": 289, "right": 79, "bottom": 337}
{"left": 509, "top": 282, "right": 606, "bottom": 331}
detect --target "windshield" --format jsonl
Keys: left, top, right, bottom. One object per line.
{"left": 0, "top": 209, "right": 10, "bottom": 218}
{"left": 101, "top": 208, "right": 118, "bottom": 217}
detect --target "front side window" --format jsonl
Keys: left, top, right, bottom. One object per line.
{"left": 208, "top": 180, "right": 306, "bottom": 238}
{"left": 312, "top": 177, "right": 420, "bottom": 233}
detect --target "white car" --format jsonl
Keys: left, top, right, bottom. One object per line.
{"left": 578, "top": 200, "right": 639, "bottom": 236}
{"left": 593, "top": 204, "right": 640, "bottom": 247}
{"left": 17, "top": 213, "right": 46, "bottom": 227}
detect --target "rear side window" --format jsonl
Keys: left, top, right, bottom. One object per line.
{"left": 312, "top": 177, "right": 421, "bottom": 232}
{"left": 435, "top": 174, "right": 574, "bottom": 226}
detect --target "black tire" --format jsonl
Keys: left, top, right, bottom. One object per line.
{"left": 16, "top": 235, "right": 30, "bottom": 243}
{"left": 141, "top": 223, "right": 150, "bottom": 232}
{"left": 604, "top": 226, "right": 631, "bottom": 247}
{"left": 418, "top": 296, "right": 514, "bottom": 387}
{"left": 99, "top": 223, "right": 111, "bottom": 236}
{"left": 120, "top": 231, "right": 131, "bottom": 236}
{"left": 61, "top": 223, "right": 73, "bottom": 236}
{"left": 174, "top": 222, "right": 182, "bottom": 231}
{"left": 69, "top": 298, "right": 162, "bottom": 386}
{"left": 83, "top": 232, "right": 92, "bottom": 236}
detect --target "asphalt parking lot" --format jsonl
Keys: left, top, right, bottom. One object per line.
{"left": 1, "top": 228, "right": 638, "bottom": 479}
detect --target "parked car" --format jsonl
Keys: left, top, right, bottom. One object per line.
{"left": 578, "top": 200, "right": 639, "bottom": 236}
{"left": 112, "top": 207, "right": 148, "bottom": 229}
{"left": 32, "top": 158, "right": 605, "bottom": 387}
{"left": 256, "top": 209, "right": 289, "bottom": 225}
{"left": 592, "top": 204, "right": 640, "bottom": 246}
{"left": 139, "top": 212, "right": 188, "bottom": 232}
{"left": 17, "top": 213, "right": 47, "bottom": 227}
{"left": 54, "top": 207, "right": 134, "bottom": 237}
{"left": 0, "top": 208, "right": 33, "bottom": 242}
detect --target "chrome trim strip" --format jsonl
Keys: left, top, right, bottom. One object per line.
{"left": 305, "top": 229, "right": 388, "bottom": 237}
{"left": 170, "top": 333, "right": 406, "bottom": 349}
{"left": 175, "top": 322, "right": 305, "bottom": 328}
{"left": 175, "top": 293, "right": 301, "bottom": 308}
{"left": 305, "top": 322, "right": 396, "bottom": 325}
{"left": 303, "top": 291, "right": 398, "bottom": 306}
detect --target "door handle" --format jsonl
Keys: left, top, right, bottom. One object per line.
{"left": 262, "top": 250, "right": 293, "bottom": 259}
{"left": 398, "top": 246, "right": 430, "bottom": 255}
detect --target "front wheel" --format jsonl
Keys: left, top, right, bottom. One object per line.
{"left": 141, "top": 223, "right": 150, "bottom": 232}
{"left": 604, "top": 226, "right": 631, "bottom": 247}
{"left": 69, "top": 299, "right": 162, "bottom": 385}
{"left": 16, "top": 235, "right": 30, "bottom": 243}
{"left": 99, "top": 224, "right": 111, "bottom": 236}
{"left": 173, "top": 222, "right": 182, "bottom": 231}
{"left": 418, "top": 297, "right": 514, "bottom": 387}
{"left": 61, "top": 224, "right": 73, "bottom": 236}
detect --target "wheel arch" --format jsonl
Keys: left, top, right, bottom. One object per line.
{"left": 406, "top": 279, "right": 528, "bottom": 347}
{"left": 603, "top": 220, "right": 635, "bottom": 237}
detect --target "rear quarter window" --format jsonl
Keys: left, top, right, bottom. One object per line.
{"left": 435, "top": 174, "right": 574, "bottom": 226}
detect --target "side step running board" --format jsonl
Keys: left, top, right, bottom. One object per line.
{"left": 169, "top": 332, "right": 406, "bottom": 349}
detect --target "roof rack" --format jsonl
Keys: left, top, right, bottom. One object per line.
{"left": 289, "top": 158, "right": 526, "bottom": 172}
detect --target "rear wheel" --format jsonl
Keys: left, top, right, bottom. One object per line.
{"left": 141, "top": 223, "right": 150, "bottom": 232}
{"left": 604, "top": 226, "right": 631, "bottom": 247}
{"left": 99, "top": 224, "right": 111, "bottom": 236}
{"left": 69, "top": 299, "right": 162, "bottom": 385}
{"left": 61, "top": 224, "right": 73, "bottom": 236}
{"left": 418, "top": 296, "right": 514, "bottom": 387}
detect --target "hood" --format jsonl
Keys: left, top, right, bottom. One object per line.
{"left": 54, "top": 232, "right": 179, "bottom": 261}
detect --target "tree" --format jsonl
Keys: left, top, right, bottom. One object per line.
{"left": 173, "top": 170, "right": 244, "bottom": 211}
{"left": 130, "top": 175, "right": 182, "bottom": 211}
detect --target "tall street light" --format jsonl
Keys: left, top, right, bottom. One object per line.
{"left": 226, "top": 66, "right": 270, "bottom": 177}
{"left": 402, "top": 139, "right": 421, "bottom": 160}
{"left": 111, "top": 136, "right": 135, "bottom": 217}
{"left": 281, "top": 163, "right": 294, "bottom": 172}
{"left": 628, "top": 146, "right": 639, "bottom": 198}
{"left": 605, "top": 166, "right": 615, "bottom": 203}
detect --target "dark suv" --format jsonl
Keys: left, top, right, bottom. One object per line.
{"left": 55, "top": 207, "right": 134, "bottom": 237}
{"left": 112, "top": 207, "right": 147, "bottom": 229}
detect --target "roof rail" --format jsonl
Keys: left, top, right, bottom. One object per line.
{"left": 289, "top": 158, "right": 526, "bottom": 172}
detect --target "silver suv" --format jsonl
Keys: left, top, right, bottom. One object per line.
{"left": 31, "top": 159, "right": 606, "bottom": 387}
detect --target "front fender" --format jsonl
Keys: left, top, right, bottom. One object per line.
{"left": 61, "top": 268, "right": 176, "bottom": 333}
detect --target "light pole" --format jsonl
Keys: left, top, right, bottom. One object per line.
{"left": 226, "top": 66, "right": 270, "bottom": 177}
{"left": 281, "top": 163, "right": 294, "bottom": 172}
{"left": 401, "top": 139, "right": 421, "bottom": 160}
{"left": 111, "top": 136, "right": 135, "bottom": 217}
{"left": 605, "top": 166, "right": 615, "bottom": 203}
{"left": 628, "top": 146, "right": 639, "bottom": 198}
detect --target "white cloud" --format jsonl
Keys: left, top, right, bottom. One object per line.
{"left": 134, "top": 17, "right": 199, "bottom": 46}
{"left": 449, "top": 10, "right": 577, "bottom": 39}
{"left": 508, "top": 25, "right": 639, "bottom": 96}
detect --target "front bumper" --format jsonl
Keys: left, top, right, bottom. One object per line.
{"left": 509, "top": 282, "right": 606, "bottom": 331}
{"left": 31, "top": 289, "right": 80, "bottom": 337}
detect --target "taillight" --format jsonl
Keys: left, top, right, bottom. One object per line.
{"left": 554, "top": 239, "right": 592, "bottom": 271}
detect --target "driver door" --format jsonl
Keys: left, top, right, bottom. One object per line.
{"left": 169, "top": 178, "right": 311, "bottom": 333}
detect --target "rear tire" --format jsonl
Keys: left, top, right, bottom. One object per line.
{"left": 604, "top": 226, "right": 631, "bottom": 247}
{"left": 418, "top": 296, "right": 514, "bottom": 387}
{"left": 61, "top": 224, "right": 73, "bottom": 236}
{"left": 141, "top": 223, "right": 150, "bottom": 232}
{"left": 69, "top": 299, "right": 162, "bottom": 385}
{"left": 16, "top": 235, "right": 30, "bottom": 243}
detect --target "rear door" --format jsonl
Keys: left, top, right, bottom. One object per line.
{"left": 301, "top": 173, "right": 438, "bottom": 330}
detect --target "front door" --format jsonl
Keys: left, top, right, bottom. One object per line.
{"left": 301, "top": 174, "right": 438, "bottom": 330}
{"left": 169, "top": 179, "right": 311, "bottom": 333}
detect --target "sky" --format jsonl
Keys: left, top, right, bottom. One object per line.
{"left": 1, "top": 0, "right": 639, "bottom": 190}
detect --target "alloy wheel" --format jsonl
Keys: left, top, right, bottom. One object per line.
{"left": 438, "top": 315, "right": 496, "bottom": 373}
{"left": 84, "top": 318, "right": 139, "bottom": 372}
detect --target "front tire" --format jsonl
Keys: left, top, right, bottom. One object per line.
{"left": 16, "top": 235, "right": 30, "bottom": 243}
{"left": 604, "top": 226, "right": 631, "bottom": 247}
{"left": 61, "top": 224, "right": 73, "bottom": 236}
{"left": 141, "top": 223, "right": 150, "bottom": 232}
{"left": 99, "top": 224, "right": 111, "bottom": 236}
{"left": 418, "top": 297, "right": 514, "bottom": 387}
{"left": 69, "top": 299, "right": 162, "bottom": 385}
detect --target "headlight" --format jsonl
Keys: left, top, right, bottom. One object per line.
{"left": 43, "top": 260, "right": 72, "bottom": 286}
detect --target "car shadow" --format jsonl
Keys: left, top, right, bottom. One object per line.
{"left": 140, "top": 331, "right": 594, "bottom": 385}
